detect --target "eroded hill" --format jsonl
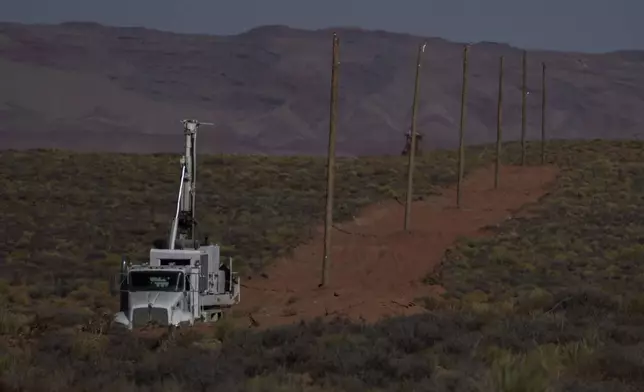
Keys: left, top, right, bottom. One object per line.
{"left": 0, "top": 21, "right": 643, "bottom": 154}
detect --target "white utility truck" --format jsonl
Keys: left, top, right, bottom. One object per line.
{"left": 110, "top": 119, "right": 241, "bottom": 329}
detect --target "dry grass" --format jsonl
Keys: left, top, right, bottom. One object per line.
{"left": 1, "top": 140, "right": 644, "bottom": 391}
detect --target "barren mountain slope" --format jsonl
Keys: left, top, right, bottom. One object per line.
{"left": 0, "top": 21, "right": 643, "bottom": 155}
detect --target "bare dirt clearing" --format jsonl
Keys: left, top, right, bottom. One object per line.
{"left": 234, "top": 164, "right": 560, "bottom": 328}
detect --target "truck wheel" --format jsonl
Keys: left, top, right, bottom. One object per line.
{"left": 107, "top": 320, "right": 129, "bottom": 334}
{"left": 204, "top": 312, "right": 220, "bottom": 323}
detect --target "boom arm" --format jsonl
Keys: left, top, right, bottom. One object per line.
{"left": 168, "top": 162, "right": 187, "bottom": 250}
{"left": 168, "top": 119, "right": 213, "bottom": 250}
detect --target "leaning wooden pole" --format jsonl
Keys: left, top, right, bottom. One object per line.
{"left": 541, "top": 62, "right": 547, "bottom": 165}
{"left": 456, "top": 44, "right": 469, "bottom": 208}
{"left": 495, "top": 55, "right": 504, "bottom": 189}
{"left": 521, "top": 50, "right": 527, "bottom": 165}
{"left": 320, "top": 33, "right": 340, "bottom": 288}
{"left": 404, "top": 42, "right": 426, "bottom": 231}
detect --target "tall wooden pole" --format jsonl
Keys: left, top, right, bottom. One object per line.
{"left": 541, "top": 62, "right": 546, "bottom": 165}
{"left": 521, "top": 50, "right": 527, "bottom": 165}
{"left": 456, "top": 44, "right": 469, "bottom": 208}
{"left": 495, "top": 56, "right": 504, "bottom": 189}
{"left": 404, "top": 42, "right": 426, "bottom": 231}
{"left": 320, "top": 33, "right": 340, "bottom": 288}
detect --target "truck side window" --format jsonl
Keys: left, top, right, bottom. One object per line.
{"left": 185, "top": 275, "right": 191, "bottom": 291}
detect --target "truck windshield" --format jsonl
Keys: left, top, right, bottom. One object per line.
{"left": 129, "top": 271, "right": 184, "bottom": 292}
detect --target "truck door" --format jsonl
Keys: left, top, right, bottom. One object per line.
{"left": 190, "top": 267, "right": 199, "bottom": 321}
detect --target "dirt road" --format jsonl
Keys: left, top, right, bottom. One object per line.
{"left": 235, "top": 164, "right": 559, "bottom": 329}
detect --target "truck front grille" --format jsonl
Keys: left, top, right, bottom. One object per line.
{"left": 132, "top": 307, "right": 169, "bottom": 328}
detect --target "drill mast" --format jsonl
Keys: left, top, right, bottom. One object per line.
{"left": 168, "top": 119, "right": 212, "bottom": 250}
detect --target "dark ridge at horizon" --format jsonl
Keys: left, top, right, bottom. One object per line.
{"left": 4, "top": 19, "right": 638, "bottom": 55}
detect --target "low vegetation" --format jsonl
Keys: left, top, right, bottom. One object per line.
{"left": 1, "top": 140, "right": 644, "bottom": 391}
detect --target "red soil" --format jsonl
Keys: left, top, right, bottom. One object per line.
{"left": 234, "top": 164, "right": 560, "bottom": 329}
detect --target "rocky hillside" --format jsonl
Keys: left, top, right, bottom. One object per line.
{"left": 0, "top": 21, "right": 643, "bottom": 155}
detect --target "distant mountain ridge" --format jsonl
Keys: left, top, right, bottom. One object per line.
{"left": 0, "top": 21, "right": 643, "bottom": 155}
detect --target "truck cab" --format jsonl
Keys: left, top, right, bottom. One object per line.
{"left": 112, "top": 244, "right": 241, "bottom": 329}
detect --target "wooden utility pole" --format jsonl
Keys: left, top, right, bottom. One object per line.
{"left": 541, "top": 62, "right": 547, "bottom": 165}
{"left": 404, "top": 42, "right": 427, "bottom": 231}
{"left": 456, "top": 44, "right": 469, "bottom": 208}
{"left": 320, "top": 33, "right": 340, "bottom": 288}
{"left": 521, "top": 50, "right": 527, "bottom": 165}
{"left": 495, "top": 56, "right": 504, "bottom": 189}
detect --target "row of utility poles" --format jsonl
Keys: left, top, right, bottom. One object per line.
{"left": 319, "top": 33, "right": 548, "bottom": 287}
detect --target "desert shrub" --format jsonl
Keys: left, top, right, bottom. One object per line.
{"left": 4, "top": 141, "right": 644, "bottom": 390}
